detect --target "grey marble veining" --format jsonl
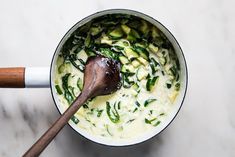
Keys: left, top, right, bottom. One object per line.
{"left": 0, "top": 0, "right": 235, "bottom": 156}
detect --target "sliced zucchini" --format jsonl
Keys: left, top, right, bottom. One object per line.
{"left": 131, "top": 59, "right": 141, "bottom": 68}
{"left": 137, "top": 57, "right": 148, "bottom": 66}
{"left": 99, "top": 48, "right": 118, "bottom": 60}
{"left": 124, "top": 48, "right": 139, "bottom": 60}
{"left": 77, "top": 49, "right": 88, "bottom": 62}
{"left": 135, "top": 101, "right": 141, "bottom": 107}
{"left": 84, "top": 33, "right": 91, "bottom": 48}
{"left": 132, "top": 83, "right": 139, "bottom": 91}
{"left": 121, "top": 24, "right": 131, "bottom": 34}
{"left": 71, "top": 115, "right": 79, "bottom": 124}
{"left": 119, "top": 56, "right": 129, "bottom": 65}
{"left": 166, "top": 83, "right": 172, "bottom": 89}
{"left": 159, "top": 57, "right": 167, "bottom": 65}
{"left": 127, "top": 34, "right": 136, "bottom": 42}
{"left": 151, "top": 26, "right": 160, "bottom": 38}
{"left": 175, "top": 83, "right": 180, "bottom": 91}
{"left": 106, "top": 101, "right": 120, "bottom": 123}
{"left": 144, "top": 99, "right": 157, "bottom": 107}
{"left": 130, "top": 89, "right": 138, "bottom": 97}
{"left": 58, "top": 62, "right": 70, "bottom": 74}
{"left": 134, "top": 46, "right": 149, "bottom": 60}
{"left": 130, "top": 29, "right": 141, "bottom": 39}
{"left": 140, "top": 20, "right": 149, "bottom": 35}
{"left": 121, "top": 64, "right": 135, "bottom": 73}
{"left": 149, "top": 57, "right": 159, "bottom": 74}
{"left": 121, "top": 65, "right": 127, "bottom": 73}
{"left": 109, "top": 27, "right": 124, "bottom": 39}
{"left": 55, "top": 85, "right": 63, "bottom": 95}
{"left": 169, "top": 91, "right": 178, "bottom": 103}
{"left": 127, "top": 29, "right": 141, "bottom": 42}
{"left": 77, "top": 78, "right": 83, "bottom": 91}
{"left": 85, "top": 49, "right": 96, "bottom": 57}
{"left": 101, "top": 36, "right": 112, "bottom": 45}
{"left": 90, "top": 26, "right": 102, "bottom": 36}
{"left": 125, "top": 64, "right": 135, "bottom": 73}
{"left": 148, "top": 43, "right": 159, "bottom": 53}
{"left": 136, "top": 67, "right": 148, "bottom": 81}
{"left": 146, "top": 76, "right": 159, "bottom": 91}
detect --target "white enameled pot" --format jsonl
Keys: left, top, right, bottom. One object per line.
{"left": 0, "top": 9, "right": 188, "bottom": 146}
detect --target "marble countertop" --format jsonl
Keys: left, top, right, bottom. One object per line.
{"left": 0, "top": 0, "right": 234, "bottom": 156}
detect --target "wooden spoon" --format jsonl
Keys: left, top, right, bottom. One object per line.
{"left": 23, "top": 55, "right": 121, "bottom": 157}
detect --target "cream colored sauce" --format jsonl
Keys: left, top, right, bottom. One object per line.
{"left": 54, "top": 49, "right": 179, "bottom": 140}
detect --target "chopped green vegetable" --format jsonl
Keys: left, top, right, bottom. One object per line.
{"left": 71, "top": 115, "right": 79, "bottom": 124}
{"left": 121, "top": 24, "right": 131, "bottom": 34}
{"left": 145, "top": 118, "right": 157, "bottom": 124}
{"left": 106, "top": 102, "right": 120, "bottom": 123}
{"left": 124, "top": 48, "right": 139, "bottom": 60}
{"left": 122, "top": 73, "right": 134, "bottom": 88}
{"left": 133, "top": 108, "right": 138, "bottom": 113}
{"left": 109, "top": 27, "right": 124, "bottom": 39}
{"left": 99, "top": 48, "right": 118, "bottom": 60}
{"left": 133, "top": 45, "right": 149, "bottom": 60}
{"left": 140, "top": 20, "right": 149, "bottom": 35}
{"left": 136, "top": 67, "right": 148, "bottom": 81}
{"left": 146, "top": 76, "right": 159, "bottom": 91}
{"left": 166, "top": 83, "right": 172, "bottom": 89}
{"left": 119, "top": 56, "right": 129, "bottom": 64}
{"left": 69, "top": 54, "right": 84, "bottom": 72}
{"left": 144, "top": 99, "right": 157, "bottom": 107}
{"left": 131, "top": 59, "right": 141, "bottom": 68}
{"left": 175, "top": 83, "right": 180, "bottom": 91}
{"left": 55, "top": 85, "right": 63, "bottom": 95}
{"left": 153, "top": 121, "right": 161, "bottom": 126}
{"left": 97, "top": 109, "right": 103, "bottom": 117}
{"left": 127, "top": 29, "right": 141, "bottom": 42}
{"left": 148, "top": 43, "right": 159, "bottom": 53}
{"left": 127, "top": 119, "right": 135, "bottom": 123}
{"left": 83, "top": 104, "right": 89, "bottom": 109}
{"left": 105, "top": 124, "right": 113, "bottom": 136}
{"left": 149, "top": 57, "right": 159, "bottom": 74}
{"left": 68, "top": 86, "right": 76, "bottom": 98}
{"left": 117, "top": 101, "right": 121, "bottom": 110}
{"left": 62, "top": 73, "right": 74, "bottom": 104}
{"left": 90, "top": 26, "right": 102, "bottom": 36}
{"left": 77, "top": 78, "right": 83, "bottom": 91}
{"left": 135, "top": 101, "right": 141, "bottom": 107}
{"left": 137, "top": 57, "right": 148, "bottom": 65}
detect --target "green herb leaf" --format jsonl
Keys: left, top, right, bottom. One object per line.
{"left": 144, "top": 99, "right": 157, "bottom": 107}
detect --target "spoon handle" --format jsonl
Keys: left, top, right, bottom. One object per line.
{"left": 23, "top": 92, "right": 89, "bottom": 157}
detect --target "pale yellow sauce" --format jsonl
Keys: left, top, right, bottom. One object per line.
{"left": 54, "top": 49, "right": 179, "bottom": 140}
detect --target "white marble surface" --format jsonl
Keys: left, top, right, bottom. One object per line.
{"left": 0, "top": 0, "right": 235, "bottom": 156}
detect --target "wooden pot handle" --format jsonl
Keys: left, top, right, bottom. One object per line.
{"left": 0, "top": 67, "right": 25, "bottom": 88}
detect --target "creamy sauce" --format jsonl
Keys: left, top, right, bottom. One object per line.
{"left": 54, "top": 14, "right": 180, "bottom": 140}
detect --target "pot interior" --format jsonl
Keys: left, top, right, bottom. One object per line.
{"left": 50, "top": 9, "right": 187, "bottom": 146}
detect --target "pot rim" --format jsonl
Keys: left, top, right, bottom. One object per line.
{"left": 50, "top": 8, "right": 188, "bottom": 146}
